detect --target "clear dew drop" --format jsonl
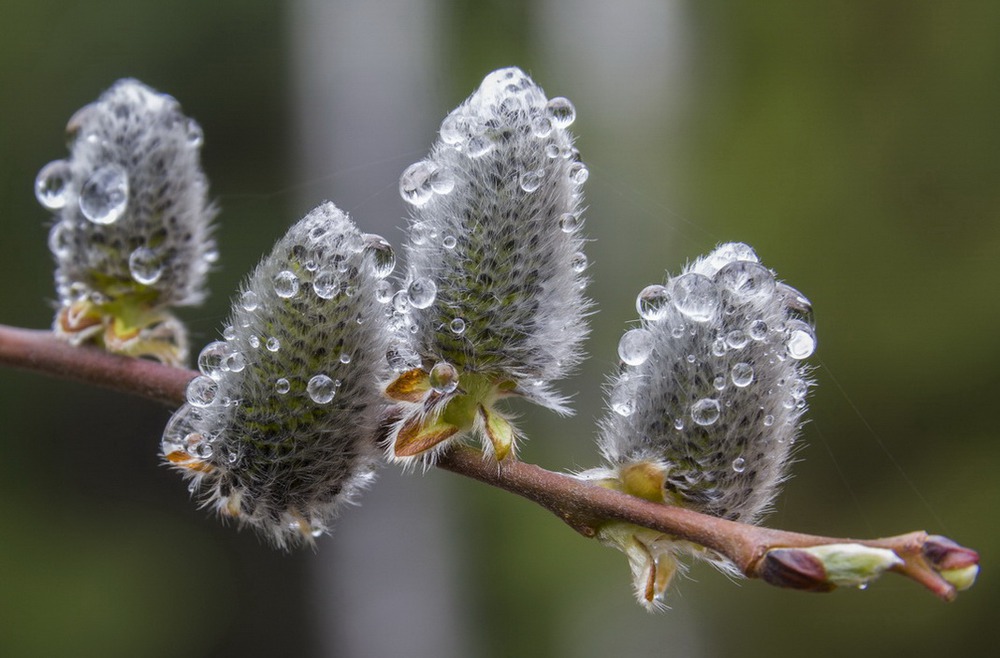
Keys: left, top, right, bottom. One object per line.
{"left": 312, "top": 269, "right": 339, "bottom": 299}
{"left": 545, "top": 143, "right": 560, "bottom": 159}
{"left": 275, "top": 378, "right": 291, "bottom": 394}
{"left": 617, "top": 328, "right": 653, "bottom": 366}
{"left": 763, "top": 414, "right": 775, "bottom": 427}
{"left": 273, "top": 270, "right": 300, "bottom": 298}
{"left": 339, "top": 352, "right": 352, "bottom": 365}
{"left": 545, "top": 97, "right": 576, "bottom": 128}
{"left": 47, "top": 222, "right": 72, "bottom": 259}
{"left": 711, "top": 338, "right": 728, "bottom": 357}
{"left": 570, "top": 252, "right": 588, "bottom": 273}
{"left": 407, "top": 277, "right": 437, "bottom": 309}
{"left": 429, "top": 166, "right": 455, "bottom": 195}
{"left": 690, "top": 398, "right": 721, "bottom": 426}
{"left": 669, "top": 273, "right": 720, "bottom": 323}
{"left": 198, "top": 341, "right": 230, "bottom": 379}
{"left": 674, "top": 417, "right": 685, "bottom": 430}
{"left": 732, "top": 456, "right": 746, "bottom": 473}
{"left": 777, "top": 283, "right": 815, "bottom": 328}
{"left": 440, "top": 114, "right": 466, "bottom": 145}
{"left": 222, "top": 325, "right": 237, "bottom": 341}
{"left": 635, "top": 284, "right": 670, "bottom": 321}
{"left": 400, "top": 161, "right": 436, "bottom": 206}
{"left": 786, "top": 320, "right": 817, "bottom": 359}
{"left": 375, "top": 280, "right": 394, "bottom": 304}
{"left": 715, "top": 261, "right": 776, "bottom": 300}
{"left": 559, "top": 213, "right": 582, "bottom": 233}
{"left": 443, "top": 235, "right": 457, "bottom": 249}
{"left": 225, "top": 352, "right": 246, "bottom": 373}
{"left": 465, "top": 134, "right": 494, "bottom": 158}
{"left": 307, "top": 374, "right": 336, "bottom": 404}
{"left": 713, "top": 375, "right": 727, "bottom": 391}
{"left": 449, "top": 317, "right": 466, "bottom": 335}
{"left": 248, "top": 335, "right": 260, "bottom": 349}
{"left": 748, "top": 319, "right": 769, "bottom": 341}
{"left": 392, "top": 289, "right": 410, "bottom": 314}
{"left": 240, "top": 290, "right": 259, "bottom": 311}
{"left": 266, "top": 337, "right": 280, "bottom": 352}
{"left": 789, "top": 378, "right": 809, "bottom": 400}
{"left": 429, "top": 362, "right": 460, "bottom": 395}
{"left": 362, "top": 234, "right": 396, "bottom": 279}
{"left": 531, "top": 115, "right": 553, "bottom": 138}
{"left": 186, "top": 375, "right": 219, "bottom": 408}
{"left": 568, "top": 162, "right": 589, "bottom": 185}
{"left": 726, "top": 329, "right": 749, "bottom": 349}
{"left": 731, "top": 362, "right": 754, "bottom": 387}
{"left": 128, "top": 247, "right": 163, "bottom": 285}
{"left": 35, "top": 160, "right": 73, "bottom": 210}
{"left": 519, "top": 168, "right": 545, "bottom": 193}
{"left": 708, "top": 242, "right": 759, "bottom": 272}
{"left": 79, "top": 164, "right": 129, "bottom": 224}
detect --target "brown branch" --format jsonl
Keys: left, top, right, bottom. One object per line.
{"left": 0, "top": 323, "right": 978, "bottom": 601}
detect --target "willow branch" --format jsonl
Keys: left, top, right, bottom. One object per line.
{"left": 0, "top": 323, "right": 978, "bottom": 600}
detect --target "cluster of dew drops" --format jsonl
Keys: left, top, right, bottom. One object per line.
{"left": 36, "top": 118, "right": 208, "bottom": 292}
{"left": 610, "top": 243, "right": 817, "bottom": 466}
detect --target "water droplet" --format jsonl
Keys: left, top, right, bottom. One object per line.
{"left": 198, "top": 341, "right": 230, "bottom": 379}
{"left": 786, "top": 320, "right": 817, "bottom": 359}
{"left": 691, "top": 398, "right": 721, "bottom": 426}
{"left": 748, "top": 320, "right": 768, "bottom": 341}
{"left": 726, "top": 329, "right": 749, "bottom": 349}
{"left": 273, "top": 270, "right": 300, "bottom": 298}
{"left": 715, "top": 261, "right": 776, "bottom": 300}
{"left": 777, "top": 283, "right": 815, "bottom": 328}
{"left": 635, "top": 284, "right": 670, "bottom": 321}
{"left": 35, "top": 160, "right": 72, "bottom": 210}
{"left": 240, "top": 290, "right": 259, "bottom": 311}
{"left": 732, "top": 456, "right": 746, "bottom": 473}
{"left": 307, "top": 374, "right": 336, "bottom": 404}
{"left": 400, "top": 161, "right": 437, "bottom": 205}
{"left": 617, "top": 328, "right": 653, "bottom": 366}
{"left": 186, "top": 375, "right": 219, "bottom": 407}
{"left": 363, "top": 234, "right": 395, "bottom": 278}
{"left": 708, "top": 242, "right": 759, "bottom": 272}
{"left": 519, "top": 168, "right": 545, "bottom": 192}
{"left": 339, "top": 352, "right": 352, "bottom": 365}
{"left": 128, "top": 247, "right": 163, "bottom": 285}
{"left": 79, "top": 164, "right": 129, "bottom": 224}
{"left": 789, "top": 378, "right": 809, "bottom": 400}
{"left": 545, "top": 144, "right": 560, "bottom": 159}
{"left": 571, "top": 252, "right": 588, "bottom": 273}
{"left": 670, "top": 273, "right": 720, "bottom": 323}
{"left": 392, "top": 290, "right": 410, "bottom": 314}
{"left": 443, "top": 235, "right": 457, "bottom": 249}
{"left": 222, "top": 325, "right": 237, "bottom": 341}
{"left": 450, "top": 318, "right": 466, "bottom": 334}
{"left": 407, "top": 277, "right": 437, "bottom": 309}
{"left": 429, "top": 362, "right": 459, "bottom": 394}
{"left": 674, "top": 417, "right": 685, "bottom": 430}
{"left": 713, "top": 375, "right": 727, "bottom": 391}
{"left": 430, "top": 166, "right": 455, "bottom": 195}
{"left": 731, "top": 362, "right": 754, "bottom": 387}
{"left": 375, "top": 280, "right": 394, "bottom": 304}
{"left": 248, "top": 335, "right": 260, "bottom": 349}
{"left": 266, "top": 337, "right": 280, "bottom": 352}
{"left": 711, "top": 338, "right": 727, "bottom": 357}
{"left": 47, "top": 222, "right": 72, "bottom": 258}
{"left": 531, "top": 114, "right": 553, "bottom": 138}
{"left": 558, "top": 213, "right": 582, "bottom": 233}
{"left": 312, "top": 269, "right": 339, "bottom": 299}
{"left": 275, "top": 378, "right": 291, "bottom": 394}
{"left": 763, "top": 414, "right": 775, "bottom": 427}
{"left": 225, "top": 352, "right": 246, "bottom": 373}
{"left": 465, "top": 134, "right": 494, "bottom": 158}
{"left": 546, "top": 97, "right": 576, "bottom": 128}
{"left": 568, "top": 162, "right": 589, "bottom": 185}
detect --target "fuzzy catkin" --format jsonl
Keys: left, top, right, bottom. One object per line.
{"left": 396, "top": 66, "right": 591, "bottom": 403}
{"left": 162, "top": 203, "right": 392, "bottom": 549}
{"left": 599, "top": 242, "right": 816, "bottom": 523}
{"left": 38, "top": 78, "right": 216, "bottom": 311}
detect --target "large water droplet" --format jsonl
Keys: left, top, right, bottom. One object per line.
{"left": 128, "top": 247, "right": 163, "bottom": 285}
{"left": 363, "top": 234, "right": 395, "bottom": 279}
{"left": 636, "top": 284, "right": 671, "bottom": 321}
{"left": 708, "top": 242, "right": 759, "bottom": 272}
{"left": 240, "top": 290, "right": 259, "bottom": 311}
{"left": 400, "top": 161, "right": 437, "bottom": 205}
{"left": 186, "top": 375, "right": 219, "bottom": 407}
{"left": 313, "top": 269, "right": 340, "bottom": 299}
{"left": 440, "top": 114, "right": 466, "bottom": 145}
{"left": 519, "top": 168, "right": 544, "bottom": 193}
{"left": 407, "top": 277, "right": 437, "bottom": 309}
{"left": 786, "top": 320, "right": 817, "bottom": 359}
{"left": 691, "top": 398, "right": 721, "bottom": 426}
{"left": 198, "top": 341, "right": 230, "bottom": 379}
{"left": 715, "top": 261, "right": 776, "bottom": 300}
{"left": 273, "top": 270, "right": 300, "bottom": 298}
{"left": 670, "top": 273, "right": 720, "bottom": 323}
{"left": 546, "top": 97, "right": 576, "bottom": 128}
{"left": 430, "top": 166, "right": 455, "bottom": 195}
{"left": 777, "top": 283, "right": 815, "bottom": 328}
{"left": 35, "top": 160, "right": 72, "bottom": 210}
{"left": 225, "top": 352, "right": 246, "bottom": 373}
{"left": 731, "top": 362, "right": 754, "bottom": 387}
{"left": 568, "top": 162, "right": 589, "bottom": 185}
{"left": 307, "top": 374, "right": 336, "bottom": 404}
{"left": 79, "top": 164, "right": 129, "bottom": 224}
{"left": 726, "top": 329, "right": 749, "bottom": 349}
{"left": 617, "top": 328, "right": 653, "bottom": 366}
{"left": 429, "top": 362, "right": 459, "bottom": 394}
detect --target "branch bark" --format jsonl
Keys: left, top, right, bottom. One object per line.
{"left": 0, "top": 323, "right": 978, "bottom": 601}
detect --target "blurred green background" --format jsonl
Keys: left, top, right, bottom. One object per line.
{"left": 1, "top": 1, "right": 997, "bottom": 656}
